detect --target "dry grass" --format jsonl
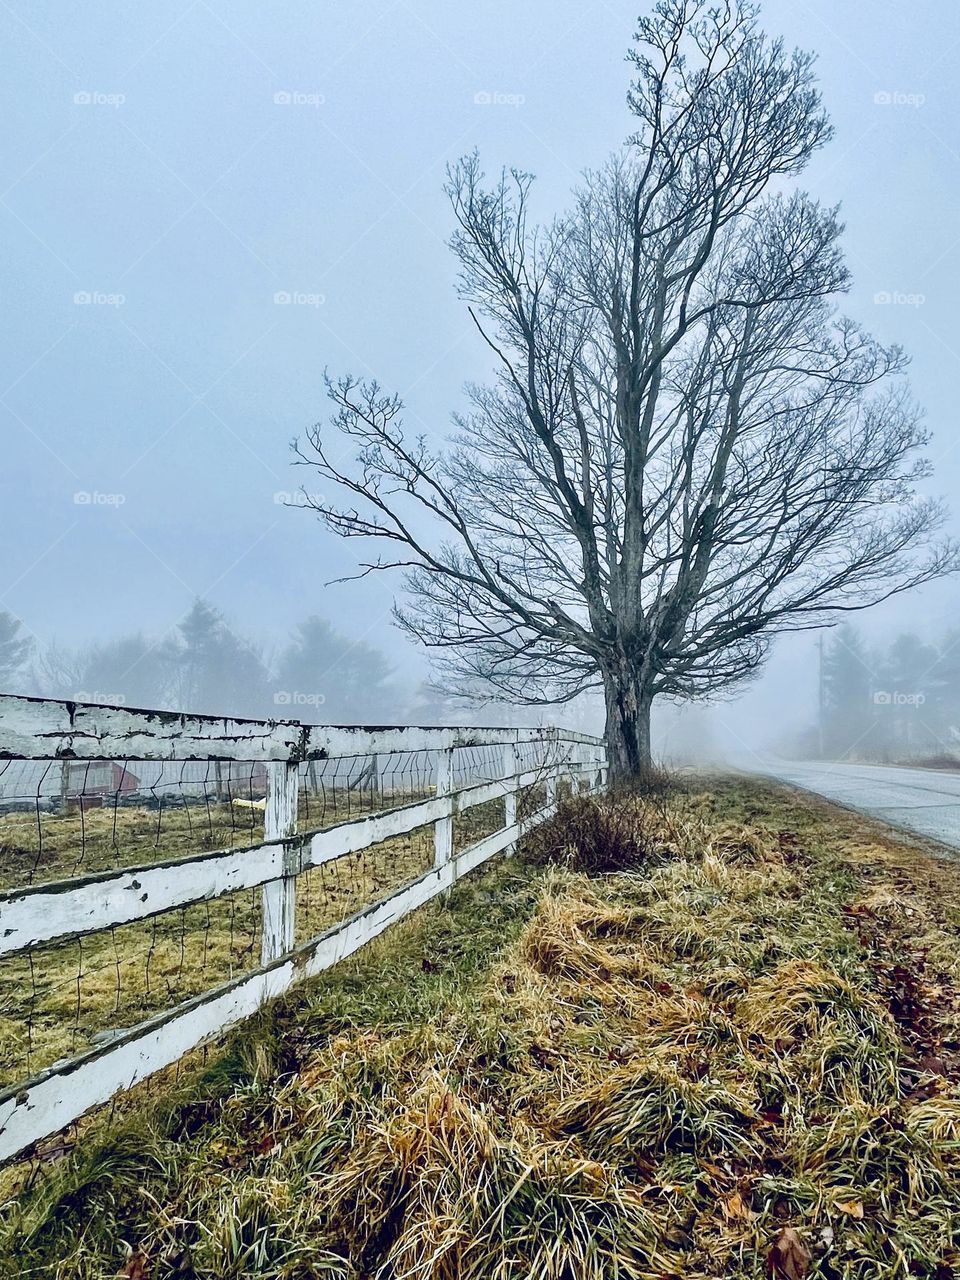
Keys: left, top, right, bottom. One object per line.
{"left": 0, "top": 802, "right": 265, "bottom": 890}
{"left": 0, "top": 782, "right": 440, "bottom": 891}
{"left": 0, "top": 783, "right": 513, "bottom": 1091}
{"left": 0, "top": 834, "right": 436, "bottom": 1090}
{"left": 4, "top": 777, "right": 960, "bottom": 1278}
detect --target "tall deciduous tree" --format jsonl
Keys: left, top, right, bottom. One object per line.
{"left": 295, "top": 1, "right": 958, "bottom": 779}
{"left": 71, "top": 633, "right": 168, "bottom": 708}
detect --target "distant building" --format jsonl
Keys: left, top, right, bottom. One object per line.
{"left": 64, "top": 760, "right": 139, "bottom": 809}
{"left": 0, "top": 759, "right": 269, "bottom": 812}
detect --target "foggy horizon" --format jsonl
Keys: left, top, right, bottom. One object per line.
{"left": 4, "top": 1, "right": 960, "bottom": 754}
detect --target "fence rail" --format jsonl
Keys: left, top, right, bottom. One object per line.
{"left": 0, "top": 694, "right": 605, "bottom": 1163}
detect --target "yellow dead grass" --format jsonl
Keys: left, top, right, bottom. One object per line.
{"left": 5, "top": 777, "right": 960, "bottom": 1279}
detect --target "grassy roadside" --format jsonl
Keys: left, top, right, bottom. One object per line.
{"left": 3, "top": 776, "right": 960, "bottom": 1279}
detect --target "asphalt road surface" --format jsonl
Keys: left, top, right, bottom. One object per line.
{"left": 755, "top": 759, "right": 960, "bottom": 853}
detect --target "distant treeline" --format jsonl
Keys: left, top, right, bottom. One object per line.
{"left": 0, "top": 602, "right": 462, "bottom": 724}
{"left": 811, "top": 624, "right": 960, "bottom": 762}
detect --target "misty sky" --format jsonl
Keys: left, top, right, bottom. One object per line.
{"left": 3, "top": 0, "right": 959, "bottom": 741}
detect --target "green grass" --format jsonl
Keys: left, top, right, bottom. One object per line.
{"left": 5, "top": 776, "right": 960, "bottom": 1278}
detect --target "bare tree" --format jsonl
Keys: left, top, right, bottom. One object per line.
{"left": 295, "top": 0, "right": 958, "bottom": 780}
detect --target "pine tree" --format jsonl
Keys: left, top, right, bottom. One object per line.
{"left": 273, "top": 617, "right": 395, "bottom": 722}
{"left": 0, "top": 613, "right": 32, "bottom": 691}
{"left": 164, "top": 600, "right": 269, "bottom": 717}
{"left": 878, "top": 633, "right": 941, "bottom": 757}
{"left": 822, "top": 625, "right": 873, "bottom": 758}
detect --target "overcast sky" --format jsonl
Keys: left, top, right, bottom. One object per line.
{"left": 3, "top": 0, "right": 959, "bottom": 735}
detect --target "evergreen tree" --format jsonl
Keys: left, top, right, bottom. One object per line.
{"left": 927, "top": 631, "right": 960, "bottom": 750}
{"left": 164, "top": 600, "right": 269, "bottom": 717}
{"left": 273, "top": 616, "right": 395, "bottom": 722}
{"left": 0, "top": 613, "right": 32, "bottom": 691}
{"left": 821, "top": 625, "right": 873, "bottom": 758}
{"left": 877, "top": 633, "right": 941, "bottom": 757}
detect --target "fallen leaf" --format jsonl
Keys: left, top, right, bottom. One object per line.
{"left": 767, "top": 1227, "right": 810, "bottom": 1279}
{"left": 254, "top": 1131, "right": 277, "bottom": 1157}
{"left": 628, "top": 1153, "right": 657, "bottom": 1180}
{"left": 119, "top": 1246, "right": 149, "bottom": 1280}
{"left": 722, "top": 1190, "right": 754, "bottom": 1222}
{"left": 834, "top": 1199, "right": 864, "bottom": 1220}
{"left": 919, "top": 1054, "right": 948, "bottom": 1076}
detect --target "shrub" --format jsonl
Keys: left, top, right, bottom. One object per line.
{"left": 522, "top": 793, "right": 668, "bottom": 875}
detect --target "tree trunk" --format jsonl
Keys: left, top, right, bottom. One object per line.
{"left": 602, "top": 667, "right": 654, "bottom": 784}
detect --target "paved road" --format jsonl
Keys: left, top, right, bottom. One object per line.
{"left": 754, "top": 759, "right": 960, "bottom": 852}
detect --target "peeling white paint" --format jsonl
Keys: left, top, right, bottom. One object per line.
{"left": 0, "top": 693, "right": 605, "bottom": 1163}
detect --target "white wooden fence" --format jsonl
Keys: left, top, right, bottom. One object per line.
{"left": 0, "top": 694, "right": 605, "bottom": 1163}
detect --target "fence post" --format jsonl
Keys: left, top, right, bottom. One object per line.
{"left": 434, "top": 747, "right": 454, "bottom": 872}
{"left": 503, "top": 739, "right": 519, "bottom": 853}
{"left": 564, "top": 743, "right": 575, "bottom": 797}
{"left": 261, "top": 759, "right": 299, "bottom": 964}
{"left": 578, "top": 743, "right": 590, "bottom": 793}
{"left": 546, "top": 769, "right": 557, "bottom": 817}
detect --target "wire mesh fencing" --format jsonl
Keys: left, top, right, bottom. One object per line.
{"left": 0, "top": 759, "right": 272, "bottom": 1091}
{"left": 0, "top": 758, "right": 267, "bottom": 888}
{"left": 297, "top": 749, "right": 437, "bottom": 831}
{"left": 0, "top": 694, "right": 605, "bottom": 1163}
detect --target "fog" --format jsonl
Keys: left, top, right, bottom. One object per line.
{"left": 3, "top": 1, "right": 959, "bottom": 756}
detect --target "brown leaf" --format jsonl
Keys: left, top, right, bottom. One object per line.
{"left": 758, "top": 1106, "right": 783, "bottom": 1127}
{"left": 919, "top": 1054, "right": 948, "bottom": 1076}
{"left": 722, "top": 1190, "right": 753, "bottom": 1222}
{"left": 767, "top": 1227, "right": 810, "bottom": 1280}
{"left": 254, "top": 1131, "right": 277, "bottom": 1157}
{"left": 119, "top": 1247, "right": 149, "bottom": 1280}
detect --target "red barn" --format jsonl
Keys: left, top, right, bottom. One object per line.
{"left": 64, "top": 761, "right": 140, "bottom": 809}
